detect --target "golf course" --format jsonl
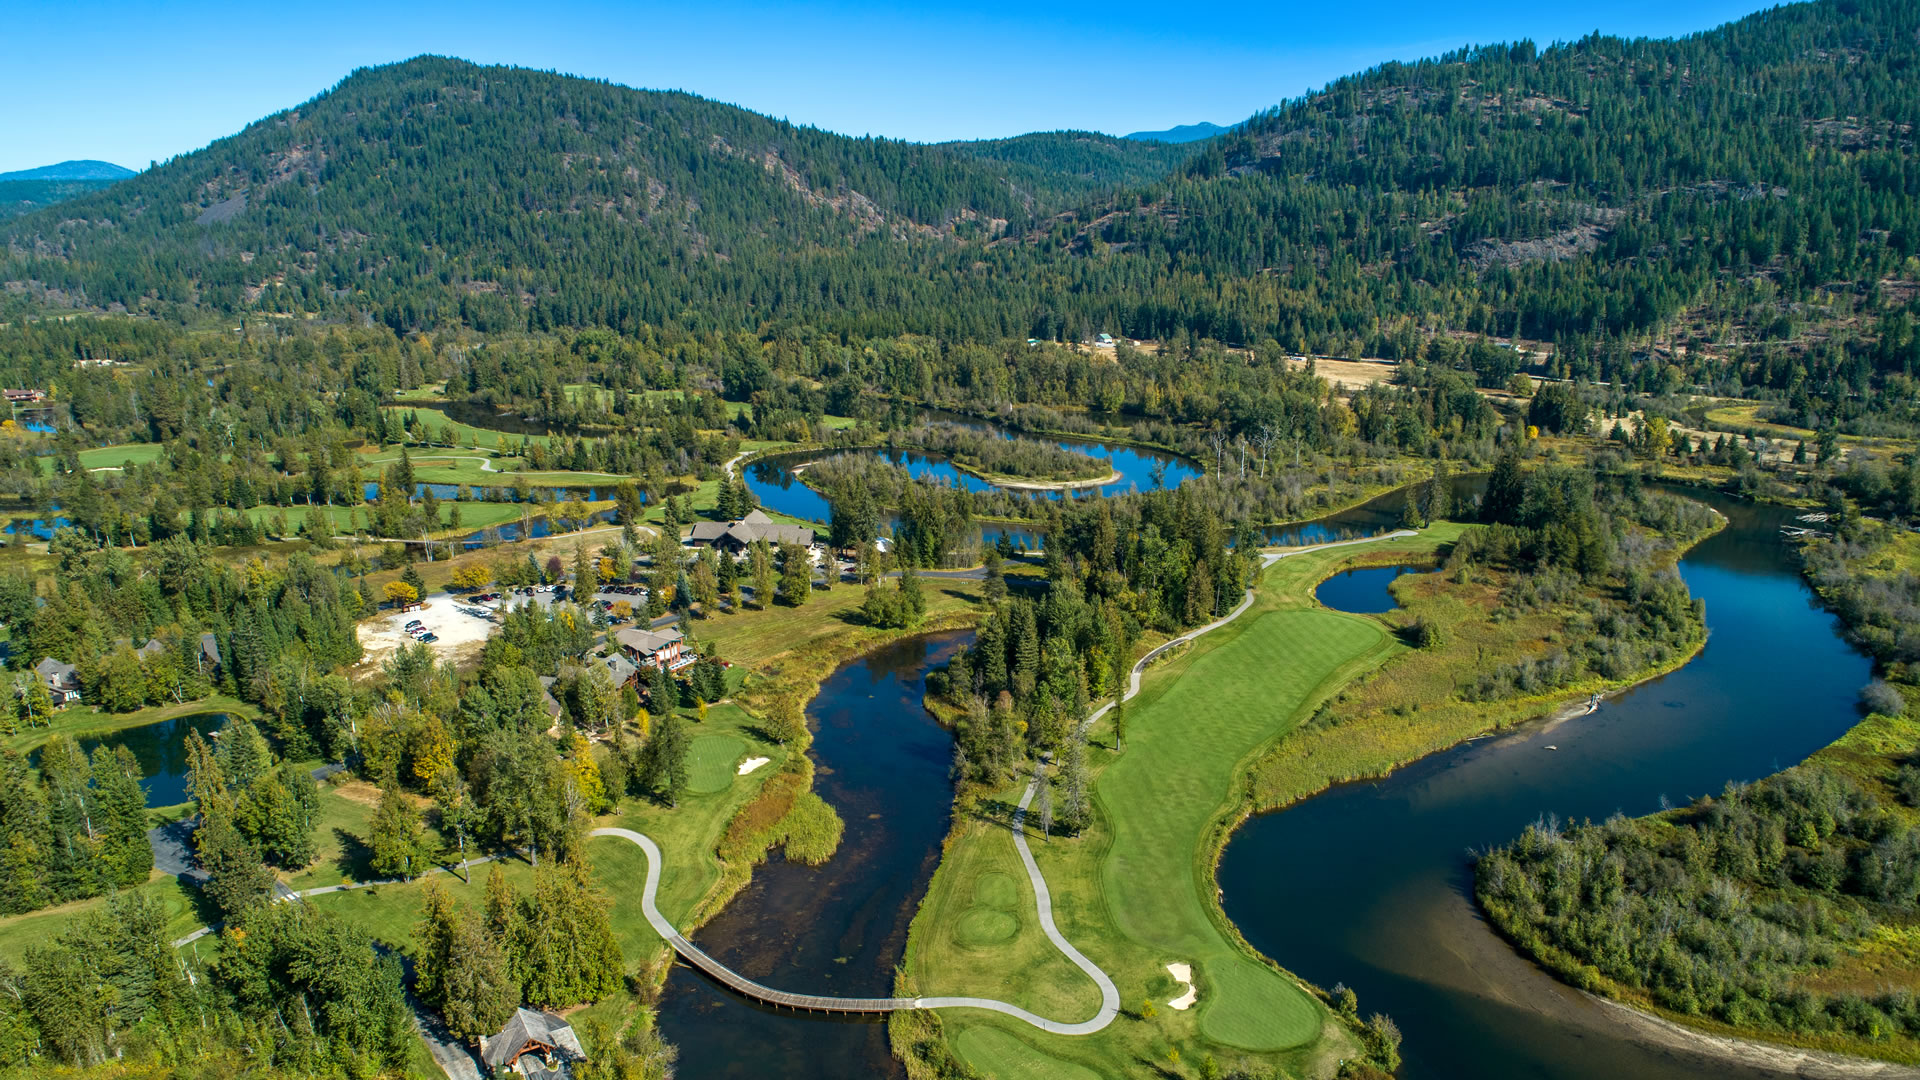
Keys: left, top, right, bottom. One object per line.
{"left": 899, "top": 528, "right": 1459, "bottom": 1078}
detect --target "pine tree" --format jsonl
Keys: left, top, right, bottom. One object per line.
{"left": 1034, "top": 764, "right": 1053, "bottom": 842}
{"left": 749, "top": 541, "right": 775, "bottom": 609}
{"left": 1060, "top": 733, "right": 1089, "bottom": 836}
{"left": 442, "top": 906, "right": 517, "bottom": 1041}
{"left": 91, "top": 746, "right": 150, "bottom": 886}
{"left": 368, "top": 780, "right": 426, "bottom": 880}
{"left": 197, "top": 814, "right": 273, "bottom": 922}
{"left": 779, "top": 543, "right": 811, "bottom": 606}
{"left": 650, "top": 712, "right": 690, "bottom": 807}
{"left": 899, "top": 563, "right": 925, "bottom": 623}
{"left": 413, "top": 878, "right": 459, "bottom": 1008}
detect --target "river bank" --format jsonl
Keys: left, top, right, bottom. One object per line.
{"left": 1219, "top": 491, "right": 1883, "bottom": 1079}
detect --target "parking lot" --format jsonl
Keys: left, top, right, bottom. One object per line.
{"left": 358, "top": 593, "right": 499, "bottom": 667}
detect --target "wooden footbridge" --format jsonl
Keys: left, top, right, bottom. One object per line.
{"left": 593, "top": 809, "right": 1121, "bottom": 1032}
{"left": 659, "top": 924, "right": 913, "bottom": 1015}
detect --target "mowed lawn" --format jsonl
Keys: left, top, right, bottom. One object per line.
{"left": 909, "top": 541, "right": 1443, "bottom": 1078}
{"left": 36, "top": 442, "right": 169, "bottom": 474}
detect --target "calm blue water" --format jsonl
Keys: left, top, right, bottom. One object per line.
{"left": 1316, "top": 565, "right": 1417, "bottom": 614}
{"left": 1262, "top": 474, "right": 1487, "bottom": 546}
{"left": 656, "top": 631, "right": 971, "bottom": 1079}
{"left": 30, "top": 712, "right": 227, "bottom": 807}
{"left": 741, "top": 421, "right": 1200, "bottom": 553}
{"left": 1219, "top": 493, "right": 1875, "bottom": 1080}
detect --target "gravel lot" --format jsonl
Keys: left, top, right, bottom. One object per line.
{"left": 358, "top": 593, "right": 498, "bottom": 667}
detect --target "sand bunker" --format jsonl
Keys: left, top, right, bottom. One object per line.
{"left": 737, "top": 756, "right": 770, "bottom": 775}
{"left": 1166, "top": 962, "right": 1197, "bottom": 1010}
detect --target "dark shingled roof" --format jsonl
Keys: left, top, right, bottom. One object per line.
{"left": 480, "top": 1008, "right": 583, "bottom": 1070}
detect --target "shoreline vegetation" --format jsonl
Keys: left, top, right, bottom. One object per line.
{"left": 1472, "top": 517, "right": 1920, "bottom": 1068}
{"left": 888, "top": 422, "right": 1116, "bottom": 485}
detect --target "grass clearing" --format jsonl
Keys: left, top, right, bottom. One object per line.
{"left": 698, "top": 580, "right": 982, "bottom": 669}
{"left": 65, "top": 443, "right": 167, "bottom": 473}
{"left": 379, "top": 405, "right": 555, "bottom": 449}
{"left": 0, "top": 875, "right": 206, "bottom": 965}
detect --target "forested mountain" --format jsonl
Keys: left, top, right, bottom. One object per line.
{"left": 0, "top": 57, "right": 1186, "bottom": 332}
{"left": 0, "top": 161, "right": 134, "bottom": 183}
{"left": 4, "top": 0, "right": 1917, "bottom": 400}
{"left": 0, "top": 161, "right": 134, "bottom": 222}
{"left": 936, "top": 130, "right": 1191, "bottom": 200}
{"left": 1122, "top": 121, "right": 1229, "bottom": 143}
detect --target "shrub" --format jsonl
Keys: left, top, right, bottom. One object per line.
{"left": 1861, "top": 679, "right": 1907, "bottom": 717}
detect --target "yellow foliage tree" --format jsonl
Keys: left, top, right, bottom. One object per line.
{"left": 450, "top": 564, "right": 492, "bottom": 591}
{"left": 564, "top": 732, "right": 611, "bottom": 814}
{"left": 384, "top": 581, "right": 419, "bottom": 608}
{"left": 411, "top": 714, "right": 458, "bottom": 790}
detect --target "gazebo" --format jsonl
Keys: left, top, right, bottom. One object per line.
{"left": 478, "top": 1008, "right": 585, "bottom": 1078}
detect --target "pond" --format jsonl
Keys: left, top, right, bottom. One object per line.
{"left": 1315, "top": 564, "right": 1418, "bottom": 614}
{"left": 30, "top": 712, "right": 228, "bottom": 807}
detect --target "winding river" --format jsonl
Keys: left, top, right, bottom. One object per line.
{"left": 432, "top": 400, "right": 1885, "bottom": 1074}
{"left": 655, "top": 632, "right": 971, "bottom": 1079}
{"left": 739, "top": 412, "right": 1201, "bottom": 551}
{"left": 653, "top": 485, "right": 1882, "bottom": 1078}
{"left": 1220, "top": 490, "right": 1875, "bottom": 1079}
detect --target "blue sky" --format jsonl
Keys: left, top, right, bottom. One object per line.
{"left": 3, "top": 0, "right": 1777, "bottom": 173}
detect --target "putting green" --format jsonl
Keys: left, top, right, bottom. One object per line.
{"left": 1200, "top": 957, "right": 1322, "bottom": 1050}
{"left": 955, "top": 1028, "right": 1103, "bottom": 1080}
{"left": 973, "top": 871, "right": 1018, "bottom": 909}
{"left": 686, "top": 734, "right": 746, "bottom": 794}
{"left": 955, "top": 908, "right": 1021, "bottom": 947}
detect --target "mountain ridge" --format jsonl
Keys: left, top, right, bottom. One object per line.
{"left": 1121, "top": 122, "right": 1229, "bottom": 144}
{"left": 4, "top": 0, "right": 1915, "bottom": 372}
{"left": 0, "top": 160, "right": 134, "bottom": 183}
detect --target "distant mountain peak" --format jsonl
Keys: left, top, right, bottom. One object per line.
{"left": 1121, "top": 122, "right": 1229, "bottom": 144}
{"left": 0, "top": 160, "right": 135, "bottom": 183}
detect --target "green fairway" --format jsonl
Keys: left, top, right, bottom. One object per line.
{"left": 379, "top": 405, "right": 556, "bottom": 449}
{"left": 687, "top": 733, "right": 746, "bottom": 793}
{"left": 955, "top": 1027, "right": 1104, "bottom": 1080}
{"left": 36, "top": 442, "right": 168, "bottom": 474}
{"left": 902, "top": 534, "right": 1462, "bottom": 1077}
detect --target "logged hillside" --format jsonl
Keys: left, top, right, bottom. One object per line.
{"left": 4, "top": 0, "right": 1919, "bottom": 398}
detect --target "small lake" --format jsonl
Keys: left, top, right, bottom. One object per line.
{"left": 1315, "top": 564, "right": 1417, "bottom": 614}
{"left": 30, "top": 712, "right": 227, "bottom": 807}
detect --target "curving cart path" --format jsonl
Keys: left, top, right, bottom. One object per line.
{"left": 590, "top": 528, "right": 1418, "bottom": 1035}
